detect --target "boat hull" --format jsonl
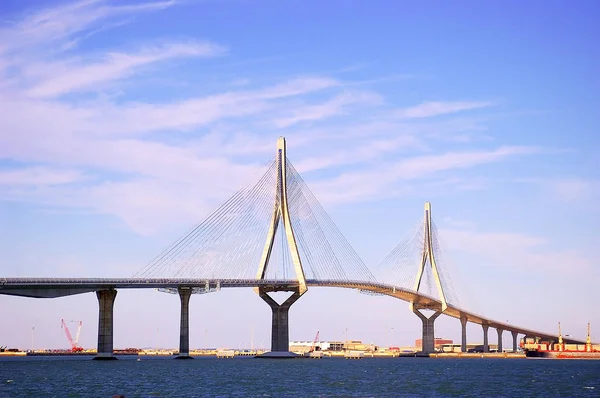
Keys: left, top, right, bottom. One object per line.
{"left": 526, "top": 350, "right": 600, "bottom": 359}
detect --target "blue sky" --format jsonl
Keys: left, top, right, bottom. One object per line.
{"left": 0, "top": 0, "right": 598, "bottom": 351}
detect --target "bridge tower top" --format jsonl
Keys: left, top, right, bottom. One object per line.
{"left": 255, "top": 136, "right": 307, "bottom": 295}
{"left": 413, "top": 201, "right": 448, "bottom": 312}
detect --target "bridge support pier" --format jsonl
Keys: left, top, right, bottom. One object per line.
{"left": 497, "top": 328, "right": 503, "bottom": 353}
{"left": 258, "top": 288, "right": 301, "bottom": 357}
{"left": 175, "top": 287, "right": 193, "bottom": 359}
{"left": 94, "top": 289, "right": 117, "bottom": 360}
{"left": 460, "top": 314, "right": 468, "bottom": 352}
{"left": 512, "top": 331, "right": 519, "bottom": 352}
{"left": 482, "top": 323, "right": 489, "bottom": 353}
{"left": 413, "top": 307, "right": 442, "bottom": 354}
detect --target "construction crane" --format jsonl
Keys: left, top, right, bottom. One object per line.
{"left": 309, "top": 330, "right": 320, "bottom": 352}
{"left": 61, "top": 319, "right": 83, "bottom": 352}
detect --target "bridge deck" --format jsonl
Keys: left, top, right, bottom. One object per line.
{"left": 0, "top": 277, "right": 584, "bottom": 344}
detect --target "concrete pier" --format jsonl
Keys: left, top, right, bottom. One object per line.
{"left": 497, "top": 328, "right": 504, "bottom": 352}
{"left": 460, "top": 314, "right": 468, "bottom": 352}
{"left": 512, "top": 331, "right": 519, "bottom": 352}
{"left": 94, "top": 289, "right": 117, "bottom": 360}
{"left": 413, "top": 307, "right": 442, "bottom": 354}
{"left": 482, "top": 323, "right": 489, "bottom": 353}
{"left": 175, "top": 287, "right": 193, "bottom": 359}
{"left": 258, "top": 288, "right": 301, "bottom": 357}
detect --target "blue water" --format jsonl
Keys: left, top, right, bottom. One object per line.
{"left": 1, "top": 356, "right": 599, "bottom": 397}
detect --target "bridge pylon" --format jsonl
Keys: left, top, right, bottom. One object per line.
{"left": 254, "top": 136, "right": 307, "bottom": 293}
{"left": 255, "top": 136, "right": 307, "bottom": 357}
{"left": 410, "top": 202, "right": 449, "bottom": 354}
{"left": 410, "top": 201, "right": 448, "bottom": 313}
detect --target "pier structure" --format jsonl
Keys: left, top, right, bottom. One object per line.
{"left": 497, "top": 328, "right": 504, "bottom": 353}
{"left": 94, "top": 289, "right": 117, "bottom": 360}
{"left": 176, "top": 287, "right": 192, "bottom": 359}
{"left": 511, "top": 331, "right": 519, "bottom": 352}
{"left": 482, "top": 322, "right": 490, "bottom": 352}
{"left": 412, "top": 307, "right": 442, "bottom": 354}
{"left": 460, "top": 314, "right": 468, "bottom": 352}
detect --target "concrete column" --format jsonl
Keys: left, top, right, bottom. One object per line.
{"left": 176, "top": 287, "right": 193, "bottom": 359}
{"left": 259, "top": 289, "right": 301, "bottom": 352}
{"left": 413, "top": 307, "right": 442, "bottom": 354}
{"left": 512, "top": 331, "right": 519, "bottom": 352}
{"left": 497, "top": 328, "right": 504, "bottom": 353}
{"left": 460, "top": 314, "right": 468, "bottom": 352}
{"left": 482, "top": 323, "right": 489, "bottom": 353}
{"left": 94, "top": 289, "right": 117, "bottom": 360}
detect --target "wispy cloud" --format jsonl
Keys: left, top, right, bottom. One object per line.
{"left": 257, "top": 77, "right": 339, "bottom": 99}
{"left": 0, "top": 1, "right": 543, "bottom": 235}
{"left": 309, "top": 146, "right": 539, "bottom": 204}
{"left": 26, "top": 41, "right": 224, "bottom": 98}
{"left": 272, "top": 91, "right": 382, "bottom": 128}
{"left": 0, "top": 167, "right": 86, "bottom": 186}
{"left": 395, "top": 101, "right": 493, "bottom": 119}
{"left": 0, "top": 0, "right": 175, "bottom": 55}
{"left": 514, "top": 177, "right": 599, "bottom": 206}
{"left": 551, "top": 178, "right": 598, "bottom": 203}
{"left": 0, "top": 76, "right": 342, "bottom": 154}
{"left": 391, "top": 146, "right": 538, "bottom": 179}
{"left": 440, "top": 227, "right": 591, "bottom": 271}
{"left": 0, "top": 0, "right": 204, "bottom": 100}
{"left": 294, "top": 134, "right": 422, "bottom": 173}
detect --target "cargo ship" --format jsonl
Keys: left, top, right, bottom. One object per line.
{"left": 524, "top": 323, "right": 600, "bottom": 359}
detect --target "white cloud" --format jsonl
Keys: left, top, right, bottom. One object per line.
{"left": 0, "top": 167, "right": 86, "bottom": 186}
{"left": 272, "top": 91, "right": 382, "bottom": 128}
{"left": 309, "top": 146, "right": 540, "bottom": 204}
{"left": 390, "top": 146, "right": 538, "bottom": 179}
{"left": 293, "top": 134, "right": 421, "bottom": 173}
{"left": 551, "top": 178, "right": 598, "bottom": 203}
{"left": 0, "top": 0, "right": 189, "bottom": 99}
{"left": 26, "top": 41, "right": 225, "bottom": 98}
{"left": 0, "top": 0, "right": 175, "bottom": 56}
{"left": 0, "top": 0, "right": 544, "bottom": 237}
{"left": 440, "top": 227, "right": 591, "bottom": 272}
{"left": 395, "top": 101, "right": 493, "bottom": 119}
{"left": 257, "top": 77, "right": 339, "bottom": 99}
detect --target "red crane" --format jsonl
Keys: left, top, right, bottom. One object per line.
{"left": 61, "top": 319, "right": 83, "bottom": 352}
{"left": 309, "top": 330, "right": 320, "bottom": 352}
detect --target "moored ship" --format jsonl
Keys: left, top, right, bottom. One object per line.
{"left": 526, "top": 350, "right": 600, "bottom": 359}
{"left": 524, "top": 323, "right": 600, "bottom": 359}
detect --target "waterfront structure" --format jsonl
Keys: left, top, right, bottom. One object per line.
{"left": 0, "top": 137, "right": 591, "bottom": 358}
{"left": 344, "top": 341, "right": 378, "bottom": 352}
{"left": 436, "top": 343, "right": 499, "bottom": 353}
{"left": 415, "top": 338, "right": 453, "bottom": 351}
{"left": 289, "top": 341, "right": 344, "bottom": 353}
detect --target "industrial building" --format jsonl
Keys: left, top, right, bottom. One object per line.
{"left": 289, "top": 341, "right": 344, "bottom": 353}
{"left": 415, "top": 337, "right": 453, "bottom": 351}
{"left": 289, "top": 340, "right": 374, "bottom": 353}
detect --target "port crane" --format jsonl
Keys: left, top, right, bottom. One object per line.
{"left": 61, "top": 319, "right": 83, "bottom": 352}
{"left": 309, "top": 330, "right": 320, "bottom": 352}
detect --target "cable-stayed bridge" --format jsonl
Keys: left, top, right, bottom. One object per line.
{"left": 0, "top": 137, "right": 584, "bottom": 359}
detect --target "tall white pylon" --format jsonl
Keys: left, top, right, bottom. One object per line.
{"left": 412, "top": 202, "right": 448, "bottom": 312}
{"left": 255, "top": 137, "right": 307, "bottom": 295}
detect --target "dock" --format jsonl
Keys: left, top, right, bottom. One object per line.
{"left": 344, "top": 351, "right": 364, "bottom": 359}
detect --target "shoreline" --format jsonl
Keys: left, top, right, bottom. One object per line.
{"left": 2, "top": 351, "right": 526, "bottom": 359}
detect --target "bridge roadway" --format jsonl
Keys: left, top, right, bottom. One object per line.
{"left": 0, "top": 277, "right": 582, "bottom": 345}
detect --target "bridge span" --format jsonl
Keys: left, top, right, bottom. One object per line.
{"left": 0, "top": 277, "right": 583, "bottom": 358}
{"left": 1, "top": 137, "right": 581, "bottom": 359}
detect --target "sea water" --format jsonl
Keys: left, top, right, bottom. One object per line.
{"left": 1, "top": 356, "right": 599, "bottom": 397}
